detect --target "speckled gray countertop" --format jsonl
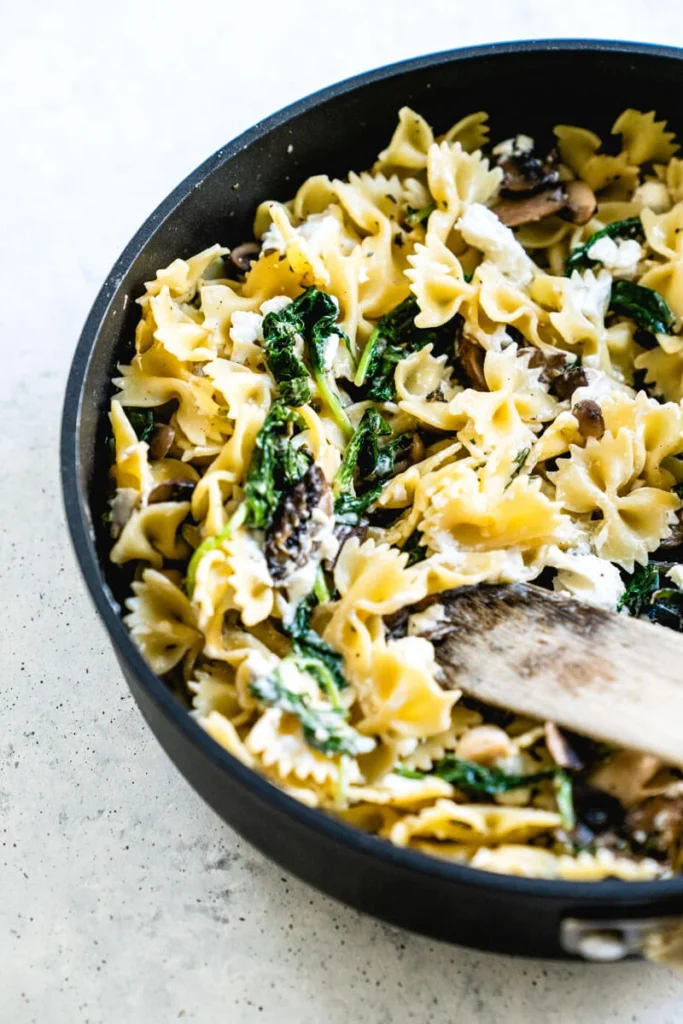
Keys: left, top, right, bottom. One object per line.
{"left": 4, "top": 2, "right": 683, "bottom": 1020}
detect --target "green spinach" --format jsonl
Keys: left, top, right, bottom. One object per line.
{"left": 250, "top": 669, "right": 373, "bottom": 757}
{"left": 618, "top": 561, "right": 683, "bottom": 630}
{"left": 354, "top": 296, "right": 456, "bottom": 401}
{"left": 333, "top": 408, "right": 408, "bottom": 523}
{"left": 186, "top": 403, "right": 310, "bottom": 594}
{"left": 405, "top": 202, "right": 436, "bottom": 227}
{"left": 128, "top": 409, "right": 155, "bottom": 443}
{"left": 609, "top": 280, "right": 676, "bottom": 336}
{"left": 564, "top": 217, "right": 645, "bottom": 276}
{"left": 262, "top": 288, "right": 354, "bottom": 437}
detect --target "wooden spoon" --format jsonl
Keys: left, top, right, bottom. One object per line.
{"left": 416, "top": 583, "right": 683, "bottom": 768}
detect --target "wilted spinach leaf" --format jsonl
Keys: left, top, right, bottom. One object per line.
{"left": 401, "top": 529, "right": 427, "bottom": 565}
{"left": 285, "top": 595, "right": 347, "bottom": 694}
{"left": 128, "top": 409, "right": 155, "bottom": 443}
{"left": 262, "top": 288, "right": 353, "bottom": 436}
{"left": 618, "top": 560, "right": 683, "bottom": 630}
{"left": 354, "top": 296, "right": 456, "bottom": 401}
{"left": 564, "top": 217, "right": 645, "bottom": 276}
{"left": 397, "top": 757, "right": 561, "bottom": 795}
{"left": 186, "top": 402, "right": 310, "bottom": 594}
{"left": 250, "top": 669, "right": 373, "bottom": 757}
{"left": 333, "top": 408, "right": 409, "bottom": 523}
{"left": 405, "top": 202, "right": 436, "bottom": 227}
{"left": 609, "top": 280, "right": 676, "bottom": 336}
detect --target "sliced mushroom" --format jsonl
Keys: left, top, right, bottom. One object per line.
{"left": 324, "top": 518, "right": 369, "bottom": 573}
{"left": 624, "top": 796, "right": 683, "bottom": 855}
{"left": 149, "top": 423, "right": 176, "bottom": 460}
{"left": 544, "top": 722, "right": 584, "bottom": 771}
{"left": 495, "top": 186, "right": 568, "bottom": 228}
{"left": 109, "top": 488, "right": 139, "bottom": 538}
{"left": 228, "top": 242, "right": 260, "bottom": 275}
{"left": 497, "top": 149, "right": 560, "bottom": 197}
{"left": 527, "top": 348, "right": 572, "bottom": 384}
{"left": 551, "top": 366, "right": 589, "bottom": 401}
{"left": 657, "top": 515, "right": 683, "bottom": 549}
{"left": 573, "top": 399, "right": 605, "bottom": 439}
{"left": 563, "top": 180, "right": 597, "bottom": 226}
{"left": 456, "top": 334, "right": 488, "bottom": 391}
{"left": 266, "top": 464, "right": 333, "bottom": 580}
{"left": 147, "top": 479, "right": 196, "bottom": 504}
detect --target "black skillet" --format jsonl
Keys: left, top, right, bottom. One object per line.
{"left": 61, "top": 40, "right": 683, "bottom": 960}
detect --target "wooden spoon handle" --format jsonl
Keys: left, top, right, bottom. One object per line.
{"left": 423, "top": 583, "right": 683, "bottom": 768}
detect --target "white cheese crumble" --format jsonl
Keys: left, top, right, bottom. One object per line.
{"left": 566, "top": 269, "right": 612, "bottom": 326}
{"left": 260, "top": 221, "right": 287, "bottom": 254}
{"left": 260, "top": 295, "right": 292, "bottom": 317}
{"left": 407, "top": 603, "right": 447, "bottom": 636}
{"left": 666, "top": 565, "right": 683, "bottom": 589}
{"left": 458, "top": 203, "right": 535, "bottom": 285}
{"left": 587, "top": 236, "right": 642, "bottom": 277}
{"left": 229, "top": 310, "right": 262, "bottom": 347}
{"left": 549, "top": 549, "right": 625, "bottom": 611}
{"left": 492, "top": 134, "right": 534, "bottom": 158}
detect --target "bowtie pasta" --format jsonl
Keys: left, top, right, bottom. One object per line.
{"left": 107, "top": 107, "right": 683, "bottom": 881}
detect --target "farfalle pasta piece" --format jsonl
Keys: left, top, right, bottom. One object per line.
{"left": 375, "top": 106, "right": 434, "bottom": 171}
{"left": 200, "top": 710, "right": 256, "bottom": 769}
{"left": 425, "top": 141, "right": 502, "bottom": 242}
{"left": 324, "top": 538, "right": 427, "bottom": 674}
{"left": 406, "top": 231, "right": 475, "bottom": 328}
{"left": 144, "top": 244, "right": 228, "bottom": 302}
{"left": 246, "top": 709, "right": 362, "bottom": 789}
{"left": 394, "top": 346, "right": 460, "bottom": 429}
{"left": 401, "top": 705, "right": 485, "bottom": 772}
{"left": 612, "top": 109, "right": 680, "bottom": 165}
{"left": 550, "top": 429, "right": 679, "bottom": 569}
{"left": 124, "top": 568, "right": 202, "bottom": 675}
{"left": 355, "top": 635, "right": 460, "bottom": 741}
{"left": 420, "top": 459, "right": 571, "bottom": 563}
{"left": 347, "top": 772, "right": 455, "bottom": 809}
{"left": 440, "top": 111, "right": 490, "bottom": 152}
{"left": 469, "top": 845, "right": 662, "bottom": 880}
{"left": 386, "top": 800, "right": 561, "bottom": 847}
{"left": 641, "top": 202, "right": 683, "bottom": 260}
{"left": 149, "top": 286, "right": 216, "bottom": 363}
{"left": 636, "top": 333, "right": 683, "bottom": 402}
{"left": 109, "top": 399, "right": 153, "bottom": 497}
{"left": 110, "top": 501, "right": 191, "bottom": 568}
{"left": 188, "top": 663, "right": 247, "bottom": 722}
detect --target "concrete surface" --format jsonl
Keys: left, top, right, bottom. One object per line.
{"left": 4, "top": 1, "right": 683, "bottom": 1020}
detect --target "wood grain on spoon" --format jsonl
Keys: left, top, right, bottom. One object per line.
{"left": 416, "top": 583, "right": 683, "bottom": 769}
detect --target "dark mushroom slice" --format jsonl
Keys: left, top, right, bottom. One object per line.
{"left": 227, "top": 242, "right": 261, "bottom": 276}
{"left": 455, "top": 334, "right": 488, "bottom": 391}
{"left": 624, "top": 796, "right": 683, "bottom": 857}
{"left": 573, "top": 400, "right": 605, "bottom": 440}
{"left": 527, "top": 348, "right": 572, "bottom": 384}
{"left": 149, "top": 423, "right": 176, "bottom": 460}
{"left": 544, "top": 722, "right": 584, "bottom": 770}
{"left": 494, "top": 186, "right": 568, "bottom": 228}
{"left": 147, "top": 479, "right": 196, "bottom": 504}
{"left": 563, "top": 180, "right": 598, "bottom": 226}
{"left": 497, "top": 148, "right": 560, "bottom": 197}
{"left": 657, "top": 514, "right": 683, "bottom": 549}
{"left": 551, "top": 366, "right": 589, "bottom": 401}
{"left": 266, "top": 464, "right": 333, "bottom": 581}
{"left": 109, "top": 488, "right": 139, "bottom": 538}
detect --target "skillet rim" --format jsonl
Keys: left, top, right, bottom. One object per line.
{"left": 61, "top": 37, "right": 683, "bottom": 907}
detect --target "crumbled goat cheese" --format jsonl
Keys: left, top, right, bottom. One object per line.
{"left": 407, "top": 603, "right": 447, "bottom": 636}
{"left": 550, "top": 549, "right": 625, "bottom": 611}
{"left": 260, "top": 221, "right": 287, "bottom": 254}
{"left": 229, "top": 310, "right": 263, "bottom": 347}
{"left": 458, "top": 203, "right": 535, "bottom": 285}
{"left": 492, "top": 134, "right": 535, "bottom": 158}
{"left": 260, "top": 295, "right": 292, "bottom": 317}
{"left": 666, "top": 565, "right": 683, "bottom": 589}
{"left": 587, "top": 236, "right": 642, "bottom": 277}
{"left": 567, "top": 269, "right": 612, "bottom": 326}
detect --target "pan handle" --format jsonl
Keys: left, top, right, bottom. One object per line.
{"left": 561, "top": 915, "right": 683, "bottom": 966}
